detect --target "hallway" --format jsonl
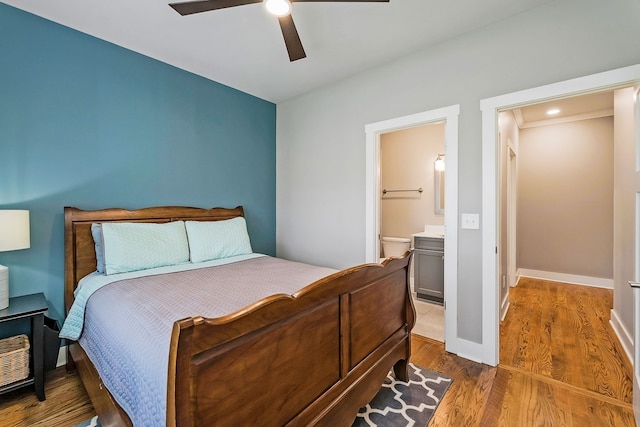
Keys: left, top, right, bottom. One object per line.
{"left": 500, "top": 278, "right": 632, "bottom": 404}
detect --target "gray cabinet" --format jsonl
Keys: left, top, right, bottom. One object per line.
{"left": 413, "top": 236, "right": 444, "bottom": 304}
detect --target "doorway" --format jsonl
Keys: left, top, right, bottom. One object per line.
{"left": 498, "top": 128, "right": 518, "bottom": 322}
{"left": 480, "top": 64, "right": 640, "bottom": 366}
{"left": 365, "top": 104, "right": 460, "bottom": 352}
{"left": 379, "top": 122, "right": 446, "bottom": 341}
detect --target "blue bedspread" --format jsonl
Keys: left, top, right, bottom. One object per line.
{"left": 59, "top": 254, "right": 264, "bottom": 340}
{"left": 63, "top": 255, "right": 336, "bottom": 426}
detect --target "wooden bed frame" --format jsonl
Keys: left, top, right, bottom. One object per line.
{"left": 64, "top": 205, "right": 415, "bottom": 427}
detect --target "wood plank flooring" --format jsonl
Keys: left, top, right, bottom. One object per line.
{"left": 0, "top": 367, "right": 94, "bottom": 427}
{"left": 500, "top": 278, "right": 632, "bottom": 404}
{"left": 0, "top": 278, "right": 634, "bottom": 426}
{"left": 419, "top": 278, "right": 634, "bottom": 426}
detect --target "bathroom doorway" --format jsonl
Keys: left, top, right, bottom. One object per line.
{"left": 365, "top": 105, "right": 460, "bottom": 352}
{"left": 380, "top": 123, "right": 445, "bottom": 341}
{"left": 379, "top": 123, "right": 445, "bottom": 258}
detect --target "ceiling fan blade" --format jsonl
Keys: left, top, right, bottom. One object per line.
{"left": 170, "top": 0, "right": 261, "bottom": 16}
{"left": 278, "top": 15, "right": 306, "bottom": 62}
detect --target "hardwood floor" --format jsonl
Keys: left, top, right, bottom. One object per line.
{"left": 414, "top": 278, "right": 634, "bottom": 425}
{"left": 0, "top": 279, "right": 634, "bottom": 426}
{"left": 0, "top": 367, "right": 94, "bottom": 427}
{"left": 500, "top": 278, "right": 632, "bottom": 403}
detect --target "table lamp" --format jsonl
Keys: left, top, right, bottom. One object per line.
{"left": 0, "top": 210, "right": 30, "bottom": 310}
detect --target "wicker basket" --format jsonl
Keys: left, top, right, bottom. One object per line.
{"left": 0, "top": 334, "right": 30, "bottom": 387}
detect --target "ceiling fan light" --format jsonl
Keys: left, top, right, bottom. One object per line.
{"left": 264, "top": 0, "right": 292, "bottom": 17}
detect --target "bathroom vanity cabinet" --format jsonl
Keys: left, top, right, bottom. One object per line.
{"left": 413, "top": 236, "right": 444, "bottom": 304}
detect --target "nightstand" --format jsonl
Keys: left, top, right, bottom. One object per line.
{"left": 0, "top": 292, "right": 49, "bottom": 401}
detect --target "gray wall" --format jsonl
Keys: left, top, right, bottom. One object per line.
{"left": 276, "top": 0, "right": 640, "bottom": 344}
{"left": 517, "top": 117, "right": 614, "bottom": 279}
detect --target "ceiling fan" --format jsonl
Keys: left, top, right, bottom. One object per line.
{"left": 169, "top": 0, "right": 390, "bottom": 62}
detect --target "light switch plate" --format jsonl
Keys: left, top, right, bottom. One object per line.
{"left": 461, "top": 213, "right": 480, "bottom": 230}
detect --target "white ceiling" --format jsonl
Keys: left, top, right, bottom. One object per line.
{"left": 514, "top": 91, "right": 615, "bottom": 128}
{"left": 3, "top": 0, "right": 554, "bottom": 103}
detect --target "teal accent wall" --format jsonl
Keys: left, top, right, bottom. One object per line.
{"left": 0, "top": 4, "right": 276, "bottom": 325}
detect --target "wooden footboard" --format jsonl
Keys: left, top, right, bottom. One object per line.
{"left": 64, "top": 206, "right": 415, "bottom": 426}
{"left": 168, "top": 254, "right": 414, "bottom": 427}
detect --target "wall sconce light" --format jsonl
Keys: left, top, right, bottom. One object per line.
{"left": 434, "top": 154, "right": 445, "bottom": 172}
{"left": 0, "top": 210, "right": 31, "bottom": 310}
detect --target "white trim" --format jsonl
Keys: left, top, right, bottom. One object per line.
{"left": 634, "top": 287, "right": 640, "bottom": 424}
{"left": 517, "top": 268, "right": 613, "bottom": 289}
{"left": 506, "top": 143, "right": 517, "bottom": 288}
{"left": 365, "top": 105, "right": 461, "bottom": 356}
{"left": 500, "top": 298, "right": 510, "bottom": 322}
{"left": 481, "top": 64, "right": 640, "bottom": 366}
{"left": 633, "top": 87, "right": 640, "bottom": 426}
{"left": 610, "top": 308, "right": 633, "bottom": 366}
{"left": 636, "top": 369, "right": 640, "bottom": 427}
{"left": 512, "top": 108, "right": 525, "bottom": 129}
{"left": 453, "top": 338, "right": 484, "bottom": 364}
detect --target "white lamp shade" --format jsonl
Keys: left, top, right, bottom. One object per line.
{"left": 0, "top": 210, "right": 30, "bottom": 252}
{"left": 0, "top": 266, "right": 7, "bottom": 310}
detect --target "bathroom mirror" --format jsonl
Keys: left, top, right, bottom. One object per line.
{"left": 434, "top": 156, "right": 445, "bottom": 215}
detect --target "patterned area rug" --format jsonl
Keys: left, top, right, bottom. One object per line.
{"left": 75, "top": 363, "right": 451, "bottom": 427}
{"left": 74, "top": 417, "right": 100, "bottom": 427}
{"left": 353, "top": 363, "right": 452, "bottom": 427}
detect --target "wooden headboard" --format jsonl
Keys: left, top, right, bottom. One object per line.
{"left": 63, "top": 205, "right": 245, "bottom": 314}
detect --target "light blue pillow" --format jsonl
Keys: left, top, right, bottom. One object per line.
{"left": 91, "top": 223, "right": 105, "bottom": 274}
{"left": 185, "top": 217, "right": 252, "bottom": 263}
{"left": 101, "top": 221, "right": 190, "bottom": 275}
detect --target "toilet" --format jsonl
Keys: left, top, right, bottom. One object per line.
{"left": 381, "top": 237, "right": 411, "bottom": 258}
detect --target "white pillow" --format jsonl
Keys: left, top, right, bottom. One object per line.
{"left": 101, "top": 221, "right": 190, "bottom": 275}
{"left": 91, "top": 223, "right": 106, "bottom": 274}
{"left": 185, "top": 217, "right": 252, "bottom": 263}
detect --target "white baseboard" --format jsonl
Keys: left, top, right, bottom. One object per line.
{"left": 56, "top": 345, "right": 67, "bottom": 368}
{"left": 610, "top": 309, "right": 633, "bottom": 366}
{"left": 635, "top": 377, "right": 640, "bottom": 427}
{"left": 500, "top": 300, "right": 510, "bottom": 322}
{"left": 517, "top": 269, "right": 613, "bottom": 289}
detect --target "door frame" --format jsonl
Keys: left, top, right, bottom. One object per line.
{"left": 506, "top": 140, "right": 518, "bottom": 288}
{"left": 632, "top": 85, "right": 640, "bottom": 423}
{"left": 480, "top": 64, "right": 640, "bottom": 366}
{"left": 365, "top": 104, "right": 460, "bottom": 351}
{"left": 499, "top": 134, "right": 518, "bottom": 322}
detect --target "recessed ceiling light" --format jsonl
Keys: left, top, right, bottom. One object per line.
{"left": 547, "top": 108, "right": 561, "bottom": 115}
